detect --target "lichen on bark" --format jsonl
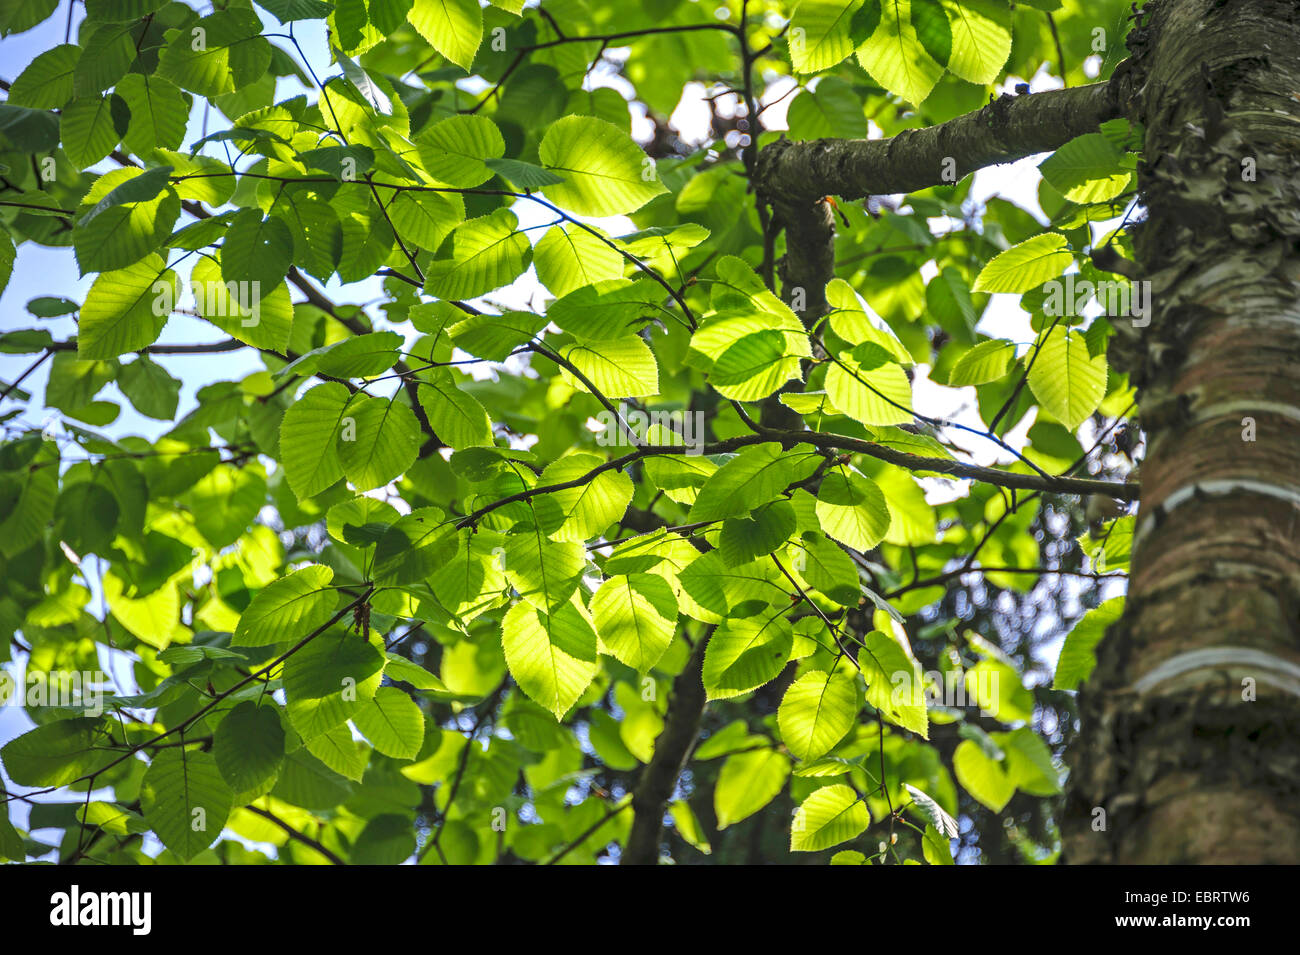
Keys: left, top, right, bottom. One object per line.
{"left": 1064, "top": 0, "right": 1300, "bottom": 864}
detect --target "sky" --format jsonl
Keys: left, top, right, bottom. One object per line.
{"left": 0, "top": 3, "right": 1125, "bottom": 852}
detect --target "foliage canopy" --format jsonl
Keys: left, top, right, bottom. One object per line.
{"left": 0, "top": 0, "right": 1141, "bottom": 864}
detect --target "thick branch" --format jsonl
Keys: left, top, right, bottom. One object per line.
{"left": 755, "top": 80, "right": 1125, "bottom": 323}
{"left": 757, "top": 81, "right": 1123, "bottom": 205}
{"left": 623, "top": 632, "right": 709, "bottom": 865}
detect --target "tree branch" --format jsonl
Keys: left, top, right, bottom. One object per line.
{"left": 456, "top": 430, "right": 1139, "bottom": 530}
{"left": 245, "top": 804, "right": 346, "bottom": 865}
{"left": 622, "top": 631, "right": 709, "bottom": 865}
{"left": 756, "top": 81, "right": 1123, "bottom": 205}
{"left": 754, "top": 80, "right": 1125, "bottom": 322}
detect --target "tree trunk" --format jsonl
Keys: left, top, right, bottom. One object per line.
{"left": 623, "top": 634, "right": 709, "bottom": 864}
{"left": 1063, "top": 0, "right": 1300, "bottom": 863}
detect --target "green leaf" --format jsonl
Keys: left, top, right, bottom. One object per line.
{"left": 74, "top": 192, "right": 180, "bottom": 274}
{"left": 83, "top": 0, "right": 167, "bottom": 21}
{"left": 415, "top": 114, "right": 504, "bottom": 187}
{"left": 283, "top": 629, "right": 385, "bottom": 738}
{"left": 972, "top": 233, "right": 1073, "bottom": 294}
{"left": 549, "top": 281, "right": 663, "bottom": 342}
{"left": 221, "top": 209, "right": 294, "bottom": 292}
{"left": 557, "top": 335, "right": 659, "bottom": 399}
{"left": 354, "top": 686, "right": 425, "bottom": 759}
{"left": 679, "top": 551, "right": 785, "bottom": 624}
{"left": 278, "top": 383, "right": 353, "bottom": 499}
{"left": 953, "top": 738, "right": 1013, "bottom": 811}
{"left": 718, "top": 500, "right": 797, "bottom": 567}
{"left": 140, "top": 749, "right": 233, "bottom": 861}
{"left": 825, "top": 343, "right": 913, "bottom": 426}
{"left": 234, "top": 564, "right": 338, "bottom": 647}
{"left": 796, "top": 532, "right": 862, "bottom": 605}
{"left": 337, "top": 395, "right": 420, "bottom": 491}
{"left": 256, "top": 0, "right": 334, "bottom": 23}
{"left": 0, "top": 806, "right": 22, "bottom": 860}
{"left": 702, "top": 611, "right": 794, "bottom": 700}
{"left": 271, "top": 748, "right": 354, "bottom": 809}
{"left": 191, "top": 255, "right": 294, "bottom": 352}
{"left": 214, "top": 701, "right": 286, "bottom": 799}
{"left": 534, "top": 226, "right": 625, "bottom": 298}
{"left": 715, "top": 748, "right": 790, "bottom": 829}
{"left": 710, "top": 329, "right": 802, "bottom": 401}
{"left": 8, "top": 45, "right": 80, "bottom": 109}
{"left": 0, "top": 718, "right": 117, "bottom": 787}
{"left": 305, "top": 724, "right": 368, "bottom": 780}
{"left": 0, "top": 231, "right": 15, "bottom": 301}
{"left": 778, "top": 664, "right": 862, "bottom": 761}
{"left": 408, "top": 0, "right": 483, "bottom": 70}
{"left": 26, "top": 296, "right": 79, "bottom": 318}
{"left": 503, "top": 522, "right": 586, "bottom": 613}
{"left": 1039, "top": 132, "right": 1131, "bottom": 204}
{"left": 538, "top": 452, "right": 634, "bottom": 542}
{"left": 904, "top": 782, "right": 959, "bottom": 838}
{"left": 941, "top": 0, "right": 1011, "bottom": 84}
{"left": 117, "top": 74, "right": 189, "bottom": 154}
{"left": 117, "top": 357, "right": 181, "bottom": 420}
{"left": 690, "top": 442, "right": 815, "bottom": 523}
{"left": 60, "top": 94, "right": 126, "bottom": 168}
{"left": 911, "top": 0, "right": 952, "bottom": 66}
{"left": 277, "top": 331, "right": 403, "bottom": 380}
{"left": 789, "top": 0, "right": 862, "bottom": 74}
{"left": 56, "top": 482, "right": 118, "bottom": 554}
{"left": 385, "top": 191, "right": 463, "bottom": 250}
{"left": 78, "top": 165, "right": 174, "bottom": 227}
{"left": 352, "top": 814, "right": 417, "bottom": 863}
{"left": 539, "top": 116, "right": 668, "bottom": 216}
{"left": 1028, "top": 326, "right": 1108, "bottom": 429}
{"left": 76, "top": 22, "right": 136, "bottom": 95}
{"left": 947, "top": 338, "right": 1016, "bottom": 386}
{"left": 669, "top": 800, "right": 712, "bottom": 855}
{"left": 786, "top": 76, "right": 865, "bottom": 139}
{"left": 445, "top": 308, "right": 546, "bottom": 361}
{"left": 77, "top": 801, "right": 151, "bottom": 837}
{"left": 0, "top": 103, "right": 60, "bottom": 151}
{"left": 157, "top": 9, "right": 272, "bottom": 98}
{"left": 1055, "top": 596, "right": 1124, "bottom": 690}
{"left": 371, "top": 509, "right": 459, "bottom": 585}
{"left": 859, "top": 629, "right": 928, "bottom": 738}
{"left": 591, "top": 573, "right": 678, "bottom": 672}
{"left": 483, "top": 157, "right": 565, "bottom": 189}
{"left": 423, "top": 208, "right": 530, "bottom": 299}
{"left": 815, "top": 466, "right": 891, "bottom": 552}
{"left": 0, "top": 0, "right": 58, "bottom": 35}
{"left": 77, "top": 255, "right": 175, "bottom": 359}
{"left": 417, "top": 370, "right": 495, "bottom": 448}
{"left": 790, "top": 783, "right": 870, "bottom": 851}
{"left": 856, "top": 0, "right": 944, "bottom": 106}
{"left": 999, "top": 727, "right": 1061, "bottom": 795}
{"left": 501, "top": 599, "right": 599, "bottom": 720}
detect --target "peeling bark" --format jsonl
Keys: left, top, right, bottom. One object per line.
{"left": 1063, "top": 0, "right": 1300, "bottom": 864}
